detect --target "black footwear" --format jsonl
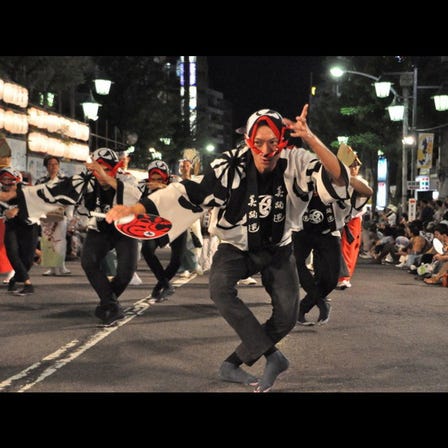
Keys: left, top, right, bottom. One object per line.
{"left": 317, "top": 298, "right": 331, "bottom": 325}
{"left": 95, "top": 302, "right": 124, "bottom": 324}
{"left": 94, "top": 304, "right": 109, "bottom": 321}
{"left": 297, "top": 310, "right": 315, "bottom": 326}
{"left": 160, "top": 283, "right": 175, "bottom": 297}
{"left": 7, "top": 280, "right": 17, "bottom": 293}
{"left": 148, "top": 282, "right": 174, "bottom": 304}
{"left": 14, "top": 284, "right": 34, "bottom": 296}
{"left": 149, "top": 294, "right": 168, "bottom": 304}
{"left": 148, "top": 285, "right": 164, "bottom": 303}
{"left": 104, "top": 303, "right": 125, "bottom": 325}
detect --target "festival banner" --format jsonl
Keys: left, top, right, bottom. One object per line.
{"left": 417, "top": 133, "right": 434, "bottom": 170}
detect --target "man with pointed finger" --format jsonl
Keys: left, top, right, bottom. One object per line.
{"left": 106, "top": 105, "right": 349, "bottom": 392}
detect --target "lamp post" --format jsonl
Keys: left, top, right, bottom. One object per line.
{"left": 330, "top": 65, "right": 419, "bottom": 213}
{"left": 93, "top": 78, "right": 113, "bottom": 96}
{"left": 80, "top": 77, "right": 119, "bottom": 150}
{"left": 81, "top": 90, "right": 101, "bottom": 121}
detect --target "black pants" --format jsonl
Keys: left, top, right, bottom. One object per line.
{"left": 81, "top": 229, "right": 138, "bottom": 306}
{"left": 292, "top": 230, "right": 341, "bottom": 314}
{"left": 141, "top": 231, "right": 187, "bottom": 286}
{"left": 4, "top": 221, "right": 39, "bottom": 283}
{"left": 209, "top": 243, "right": 299, "bottom": 366}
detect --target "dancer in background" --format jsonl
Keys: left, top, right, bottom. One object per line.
{"left": 0, "top": 133, "right": 14, "bottom": 285}
{"left": 36, "top": 155, "right": 72, "bottom": 276}
{"left": 336, "top": 144, "right": 373, "bottom": 290}
{"left": 0, "top": 148, "right": 142, "bottom": 324}
{"left": 139, "top": 160, "right": 187, "bottom": 303}
{"left": 177, "top": 157, "right": 204, "bottom": 277}
{"left": 0, "top": 167, "right": 39, "bottom": 296}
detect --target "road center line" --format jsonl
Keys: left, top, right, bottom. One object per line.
{"left": 0, "top": 274, "right": 198, "bottom": 392}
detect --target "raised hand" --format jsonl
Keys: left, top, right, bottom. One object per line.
{"left": 283, "top": 104, "right": 313, "bottom": 140}
{"left": 85, "top": 160, "right": 109, "bottom": 182}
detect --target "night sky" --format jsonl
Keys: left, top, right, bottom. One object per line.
{"left": 206, "top": 56, "right": 324, "bottom": 129}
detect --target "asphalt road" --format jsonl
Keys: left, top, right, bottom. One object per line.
{"left": 1, "top": 251, "right": 447, "bottom": 394}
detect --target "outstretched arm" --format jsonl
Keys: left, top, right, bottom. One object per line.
{"left": 350, "top": 177, "right": 373, "bottom": 197}
{"left": 284, "top": 104, "right": 345, "bottom": 186}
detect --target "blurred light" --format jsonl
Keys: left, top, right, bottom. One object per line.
{"left": 387, "top": 104, "right": 404, "bottom": 121}
{"left": 433, "top": 94, "right": 448, "bottom": 111}
{"left": 81, "top": 91, "right": 101, "bottom": 121}
{"left": 403, "top": 135, "right": 415, "bottom": 145}
{"left": 46, "top": 92, "right": 55, "bottom": 107}
{"left": 206, "top": 144, "right": 215, "bottom": 152}
{"left": 94, "top": 79, "right": 113, "bottom": 95}
{"left": 0, "top": 79, "right": 28, "bottom": 108}
{"left": 159, "top": 137, "right": 171, "bottom": 145}
{"left": 337, "top": 136, "right": 349, "bottom": 144}
{"left": 329, "top": 67, "right": 345, "bottom": 78}
{"left": 374, "top": 81, "right": 393, "bottom": 98}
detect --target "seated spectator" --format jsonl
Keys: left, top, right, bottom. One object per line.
{"left": 370, "top": 225, "right": 396, "bottom": 263}
{"left": 402, "top": 220, "right": 432, "bottom": 271}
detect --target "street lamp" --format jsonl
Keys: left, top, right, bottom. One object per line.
{"left": 81, "top": 75, "right": 113, "bottom": 121}
{"left": 374, "top": 82, "right": 393, "bottom": 98}
{"left": 93, "top": 78, "right": 113, "bottom": 96}
{"left": 433, "top": 93, "right": 448, "bottom": 111}
{"left": 330, "top": 65, "right": 416, "bottom": 213}
{"left": 330, "top": 67, "right": 401, "bottom": 97}
{"left": 387, "top": 99, "right": 405, "bottom": 121}
{"left": 81, "top": 90, "right": 101, "bottom": 121}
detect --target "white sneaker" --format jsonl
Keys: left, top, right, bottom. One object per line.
{"left": 237, "top": 277, "right": 257, "bottom": 285}
{"left": 42, "top": 269, "right": 55, "bottom": 276}
{"left": 179, "top": 270, "right": 191, "bottom": 278}
{"left": 129, "top": 272, "right": 143, "bottom": 286}
{"left": 195, "top": 266, "right": 203, "bottom": 276}
{"left": 336, "top": 279, "right": 351, "bottom": 290}
{"left": 359, "top": 252, "right": 372, "bottom": 259}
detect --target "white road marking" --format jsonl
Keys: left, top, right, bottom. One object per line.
{"left": 172, "top": 272, "right": 197, "bottom": 286}
{"left": 0, "top": 274, "right": 198, "bottom": 392}
{"left": 0, "top": 339, "right": 80, "bottom": 390}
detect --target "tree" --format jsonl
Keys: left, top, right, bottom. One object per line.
{"left": 310, "top": 56, "right": 428, "bottom": 209}
{"left": 93, "top": 56, "right": 183, "bottom": 169}
{"left": 0, "top": 56, "right": 95, "bottom": 113}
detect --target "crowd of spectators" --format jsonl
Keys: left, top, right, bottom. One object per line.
{"left": 359, "top": 198, "right": 448, "bottom": 286}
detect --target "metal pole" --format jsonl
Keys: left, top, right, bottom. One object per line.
{"left": 411, "top": 66, "right": 418, "bottom": 180}
{"left": 105, "top": 119, "right": 109, "bottom": 148}
{"left": 95, "top": 120, "right": 99, "bottom": 150}
{"left": 308, "top": 71, "right": 313, "bottom": 128}
{"left": 402, "top": 86, "right": 410, "bottom": 213}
